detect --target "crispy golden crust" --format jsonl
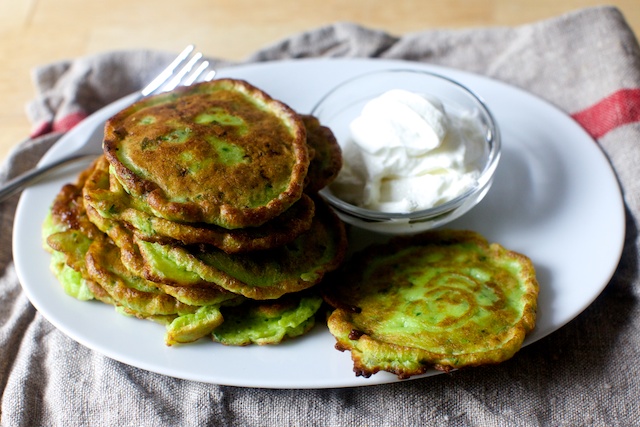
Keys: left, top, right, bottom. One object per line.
{"left": 46, "top": 161, "right": 239, "bottom": 313}
{"left": 49, "top": 158, "right": 103, "bottom": 240}
{"left": 325, "top": 230, "right": 539, "bottom": 379}
{"left": 86, "top": 233, "right": 240, "bottom": 311}
{"left": 85, "top": 237, "right": 203, "bottom": 316}
{"left": 44, "top": 80, "right": 348, "bottom": 350}
{"left": 180, "top": 196, "right": 348, "bottom": 300}
{"left": 85, "top": 177, "right": 348, "bottom": 300}
{"left": 103, "top": 78, "right": 309, "bottom": 229}
{"left": 83, "top": 156, "right": 316, "bottom": 253}
{"left": 300, "top": 115, "right": 342, "bottom": 193}
{"left": 130, "top": 194, "right": 315, "bottom": 252}
{"left": 46, "top": 159, "right": 103, "bottom": 279}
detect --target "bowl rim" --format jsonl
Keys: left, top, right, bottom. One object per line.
{"left": 312, "top": 68, "right": 502, "bottom": 221}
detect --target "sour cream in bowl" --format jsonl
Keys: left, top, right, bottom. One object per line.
{"left": 312, "top": 69, "right": 501, "bottom": 234}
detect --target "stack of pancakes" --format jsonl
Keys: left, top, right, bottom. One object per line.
{"left": 43, "top": 79, "right": 347, "bottom": 346}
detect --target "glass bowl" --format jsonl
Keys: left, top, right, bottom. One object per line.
{"left": 311, "top": 69, "right": 501, "bottom": 234}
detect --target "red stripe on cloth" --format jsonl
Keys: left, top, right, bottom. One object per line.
{"left": 30, "top": 121, "right": 53, "bottom": 138}
{"left": 571, "top": 88, "right": 640, "bottom": 139}
{"left": 52, "top": 111, "right": 88, "bottom": 133}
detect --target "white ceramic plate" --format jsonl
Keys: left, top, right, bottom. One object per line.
{"left": 13, "top": 58, "right": 625, "bottom": 389}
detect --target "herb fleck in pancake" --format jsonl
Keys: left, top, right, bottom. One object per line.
{"left": 83, "top": 156, "right": 316, "bottom": 253}
{"left": 44, "top": 166, "right": 239, "bottom": 346}
{"left": 213, "top": 293, "right": 323, "bottom": 346}
{"left": 91, "top": 193, "right": 348, "bottom": 301}
{"left": 325, "top": 230, "right": 538, "bottom": 378}
{"left": 43, "top": 80, "right": 347, "bottom": 352}
{"left": 103, "top": 79, "right": 309, "bottom": 229}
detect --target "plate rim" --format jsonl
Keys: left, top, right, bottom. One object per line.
{"left": 13, "top": 57, "right": 626, "bottom": 388}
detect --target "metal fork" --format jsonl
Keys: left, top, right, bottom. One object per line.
{"left": 0, "top": 45, "right": 216, "bottom": 203}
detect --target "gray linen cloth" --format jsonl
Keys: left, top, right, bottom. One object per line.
{"left": 2, "top": 5, "right": 640, "bottom": 426}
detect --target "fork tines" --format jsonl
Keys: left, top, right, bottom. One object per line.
{"left": 141, "top": 45, "right": 216, "bottom": 97}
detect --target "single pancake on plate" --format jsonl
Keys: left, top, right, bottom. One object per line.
{"left": 324, "top": 229, "right": 539, "bottom": 379}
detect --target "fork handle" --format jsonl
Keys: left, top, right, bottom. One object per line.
{"left": 0, "top": 154, "right": 97, "bottom": 203}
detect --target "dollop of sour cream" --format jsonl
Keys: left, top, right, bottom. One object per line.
{"left": 330, "top": 89, "right": 488, "bottom": 213}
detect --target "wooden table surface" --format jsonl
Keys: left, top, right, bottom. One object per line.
{"left": 0, "top": 0, "right": 638, "bottom": 164}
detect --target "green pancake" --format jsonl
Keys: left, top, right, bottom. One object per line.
{"left": 87, "top": 191, "right": 348, "bottom": 300}
{"left": 42, "top": 163, "right": 238, "bottom": 345}
{"left": 325, "top": 230, "right": 539, "bottom": 379}
{"left": 83, "top": 156, "right": 316, "bottom": 253}
{"left": 300, "top": 115, "right": 342, "bottom": 193}
{"left": 42, "top": 81, "right": 347, "bottom": 352}
{"left": 213, "top": 293, "right": 323, "bottom": 346}
{"left": 42, "top": 163, "right": 103, "bottom": 301}
{"left": 44, "top": 220, "right": 95, "bottom": 302}
{"left": 103, "top": 78, "right": 309, "bottom": 229}
{"left": 85, "top": 236, "right": 237, "bottom": 316}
